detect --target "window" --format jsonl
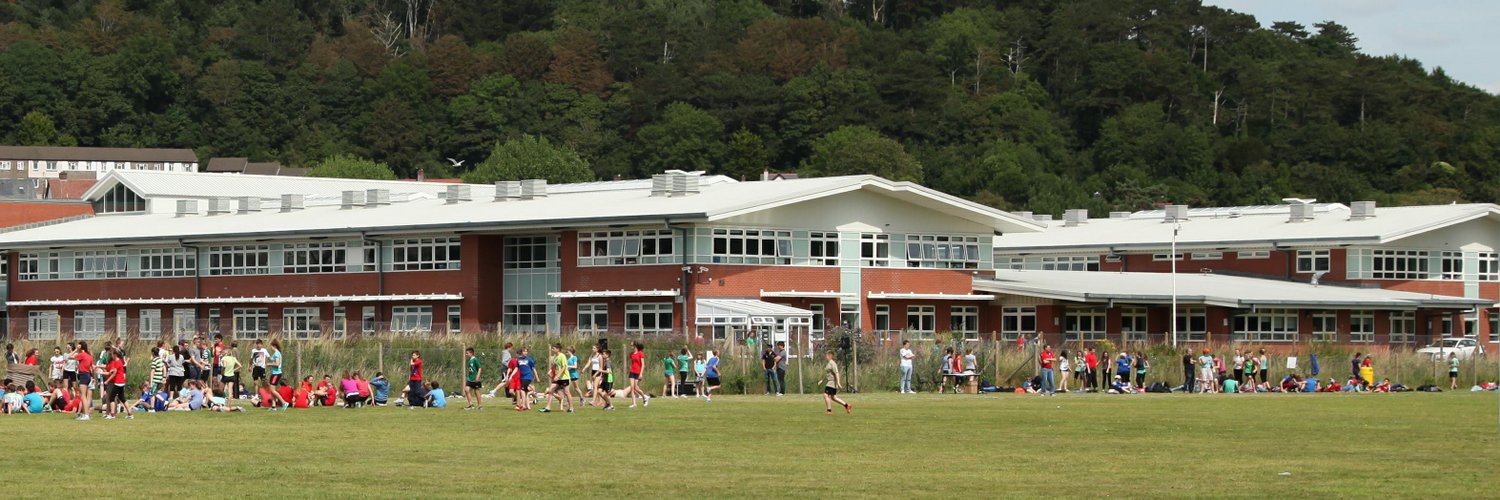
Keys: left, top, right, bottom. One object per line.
{"left": 139, "top": 310, "right": 162, "bottom": 340}
{"left": 1370, "top": 250, "right": 1430, "bottom": 280}
{"left": 1349, "top": 311, "right": 1374, "bottom": 343}
{"left": 138, "top": 248, "right": 196, "bottom": 277}
{"left": 361, "top": 307, "right": 376, "bottom": 334}
{"left": 283, "top": 242, "right": 347, "bottom": 274}
{"left": 207, "top": 245, "right": 270, "bottom": 276}
{"left": 1000, "top": 306, "right": 1036, "bottom": 342}
{"left": 28, "top": 311, "right": 59, "bottom": 340}
{"left": 1175, "top": 307, "right": 1207, "bottom": 342}
{"left": 282, "top": 307, "right": 320, "bottom": 340}
{"left": 72, "top": 250, "right": 128, "bottom": 279}
{"left": 1295, "top": 250, "right": 1330, "bottom": 273}
{"left": 1152, "top": 253, "right": 1183, "bottom": 262}
{"left": 577, "top": 230, "right": 674, "bottom": 266}
{"left": 1440, "top": 251, "right": 1464, "bottom": 280}
{"left": 1389, "top": 311, "right": 1415, "bottom": 344}
{"left": 331, "top": 307, "right": 346, "bottom": 338}
{"left": 1190, "top": 252, "right": 1223, "bottom": 261}
{"left": 233, "top": 308, "right": 269, "bottom": 340}
{"left": 1489, "top": 308, "right": 1498, "bottom": 343}
{"left": 208, "top": 309, "right": 221, "bottom": 334}
{"left": 860, "top": 234, "right": 890, "bottom": 267}
{"left": 1312, "top": 313, "right": 1337, "bottom": 342}
{"left": 1041, "top": 256, "right": 1099, "bottom": 271}
{"left": 1065, "top": 308, "right": 1106, "bottom": 341}
{"left": 1002, "top": 257, "right": 1025, "bottom": 270}
{"left": 1233, "top": 309, "right": 1298, "bottom": 342}
{"left": 711, "top": 228, "right": 792, "bottom": 265}
{"left": 391, "top": 237, "right": 461, "bottom": 271}
{"left": 577, "top": 304, "right": 608, "bottom": 332}
{"left": 17, "top": 252, "right": 57, "bottom": 281}
{"left": 905, "top": 235, "right": 982, "bottom": 269}
{"left": 1121, "top": 307, "right": 1148, "bottom": 342}
{"left": 503, "top": 304, "right": 550, "bottom": 333}
{"left": 504, "top": 236, "right": 553, "bottom": 269}
{"left": 391, "top": 306, "right": 433, "bottom": 333}
{"left": 92, "top": 184, "right": 146, "bottom": 213}
{"left": 873, "top": 305, "right": 890, "bottom": 332}
{"left": 809, "top": 231, "right": 839, "bottom": 266}
{"left": 1237, "top": 250, "right": 1270, "bottom": 260}
{"left": 810, "top": 304, "right": 826, "bottom": 341}
{"left": 624, "top": 303, "right": 673, "bottom": 334}
{"left": 447, "top": 305, "right": 462, "bottom": 333}
{"left": 951, "top": 306, "right": 978, "bottom": 341}
{"left": 74, "top": 310, "right": 105, "bottom": 340}
{"left": 905, "top": 305, "right": 935, "bottom": 339}
{"left": 1479, "top": 253, "right": 1499, "bottom": 281}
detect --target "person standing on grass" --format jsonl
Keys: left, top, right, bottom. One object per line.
{"left": 598, "top": 349, "right": 615, "bottom": 410}
{"left": 1133, "top": 351, "right": 1148, "bottom": 389}
{"left": 1038, "top": 344, "right": 1056, "bottom": 396}
{"left": 676, "top": 348, "right": 691, "bottom": 397}
{"left": 103, "top": 348, "right": 133, "bottom": 420}
{"left": 221, "top": 344, "right": 242, "bottom": 401}
{"left": 268, "top": 341, "right": 285, "bottom": 386}
{"left": 568, "top": 347, "right": 585, "bottom": 404}
{"left": 73, "top": 342, "right": 94, "bottom": 420}
{"left": 540, "top": 343, "right": 574, "bottom": 413}
{"left": 663, "top": 350, "right": 678, "bottom": 398}
{"left": 774, "top": 342, "right": 788, "bottom": 396}
{"left": 1115, "top": 353, "right": 1131, "bottom": 390}
{"left": 1057, "top": 350, "right": 1071, "bottom": 393}
{"left": 703, "top": 350, "right": 720, "bottom": 402}
{"left": 1448, "top": 353, "right": 1460, "bottom": 390}
{"left": 626, "top": 342, "right": 651, "bottom": 408}
{"left": 1196, "top": 349, "right": 1215, "bottom": 393}
{"left": 407, "top": 351, "right": 425, "bottom": 408}
{"left": 62, "top": 342, "right": 79, "bottom": 390}
{"left": 1257, "top": 349, "right": 1270, "bottom": 388}
{"left": 822, "top": 351, "right": 852, "bottom": 414}
{"left": 1350, "top": 352, "right": 1362, "bottom": 381}
{"left": 1084, "top": 348, "right": 1099, "bottom": 391}
{"left": 899, "top": 341, "right": 917, "bottom": 394}
{"left": 166, "top": 346, "right": 186, "bottom": 397}
{"left": 463, "top": 347, "right": 483, "bottom": 410}
{"left": 586, "top": 345, "right": 604, "bottom": 405}
{"left": 148, "top": 347, "right": 167, "bottom": 396}
{"left": 693, "top": 353, "right": 707, "bottom": 397}
{"left": 762, "top": 346, "right": 777, "bottom": 395}
{"left": 212, "top": 334, "right": 226, "bottom": 383}
{"left": 938, "top": 347, "right": 954, "bottom": 394}
{"left": 49, "top": 347, "right": 66, "bottom": 386}
{"left": 1181, "top": 353, "right": 1195, "bottom": 393}
{"left": 517, "top": 347, "right": 537, "bottom": 406}
{"left": 250, "top": 340, "right": 269, "bottom": 385}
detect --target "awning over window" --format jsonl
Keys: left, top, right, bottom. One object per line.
{"left": 695, "top": 298, "right": 813, "bottom": 327}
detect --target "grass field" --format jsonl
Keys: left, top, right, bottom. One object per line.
{"left": 6, "top": 391, "right": 1498, "bottom": 498}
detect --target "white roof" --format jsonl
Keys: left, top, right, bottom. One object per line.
{"left": 696, "top": 299, "right": 813, "bottom": 317}
{"left": 547, "top": 289, "right": 679, "bottom": 298}
{"left": 759, "top": 290, "right": 854, "bottom": 299}
{"left": 2, "top": 171, "right": 1043, "bottom": 248}
{"left": 867, "top": 292, "right": 994, "bottom": 301}
{"left": 974, "top": 270, "right": 1490, "bottom": 309}
{"left": 6, "top": 293, "right": 463, "bottom": 307}
{"left": 995, "top": 203, "right": 1500, "bottom": 253}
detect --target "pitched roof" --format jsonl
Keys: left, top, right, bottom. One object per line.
{"left": 994, "top": 203, "right": 1500, "bottom": 253}
{"left": 0, "top": 146, "right": 197, "bottom": 163}
{"left": 204, "top": 157, "right": 248, "bottom": 172}
{"left": 974, "top": 270, "right": 1491, "bottom": 309}
{"left": 2, "top": 171, "right": 1043, "bottom": 248}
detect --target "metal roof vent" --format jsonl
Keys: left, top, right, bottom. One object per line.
{"left": 1164, "top": 205, "right": 1189, "bottom": 223}
{"left": 1350, "top": 200, "right": 1376, "bottom": 220}
{"left": 1063, "top": 209, "right": 1089, "bottom": 227}
{"left": 207, "top": 197, "right": 233, "bottom": 215}
{"left": 365, "top": 189, "right": 390, "bottom": 207}
{"left": 520, "top": 179, "right": 547, "bottom": 200}
{"left": 650, "top": 174, "right": 671, "bottom": 197}
{"left": 445, "top": 185, "right": 472, "bottom": 204}
{"left": 494, "top": 181, "right": 521, "bottom": 202}
{"left": 1288, "top": 201, "right": 1316, "bottom": 223}
{"left": 236, "top": 196, "right": 261, "bottom": 214}
{"left": 1013, "top": 211, "right": 1033, "bottom": 219}
{"left": 1109, "top": 211, "right": 1131, "bottom": 219}
{"left": 671, "top": 172, "right": 701, "bottom": 195}
{"left": 340, "top": 190, "right": 365, "bottom": 209}
{"left": 175, "top": 200, "right": 199, "bottom": 217}
{"left": 280, "top": 194, "right": 305, "bottom": 212}
{"left": 1033, "top": 214, "right": 1053, "bottom": 222}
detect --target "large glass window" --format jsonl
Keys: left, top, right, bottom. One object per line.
{"left": 577, "top": 230, "right": 673, "bottom": 266}
{"left": 904, "top": 234, "right": 982, "bottom": 269}
{"left": 951, "top": 306, "right": 978, "bottom": 341}
{"left": 1065, "top": 308, "right": 1106, "bottom": 341}
{"left": 624, "top": 303, "right": 673, "bottom": 334}
{"left": 1175, "top": 307, "right": 1207, "bottom": 342}
{"left": 503, "top": 304, "right": 550, "bottom": 333}
{"left": 282, "top": 307, "right": 321, "bottom": 340}
{"left": 138, "top": 248, "right": 196, "bottom": 277}
{"left": 233, "top": 308, "right": 269, "bottom": 340}
{"left": 1440, "top": 251, "right": 1464, "bottom": 280}
{"left": 1349, "top": 311, "right": 1374, "bottom": 343}
{"left": 860, "top": 234, "right": 890, "bottom": 267}
{"left": 577, "top": 303, "right": 608, "bottom": 332}
{"left": 447, "top": 305, "right": 462, "bottom": 333}
{"left": 28, "top": 311, "right": 59, "bottom": 340}
{"left": 504, "top": 236, "right": 554, "bottom": 269}
{"left": 1233, "top": 309, "right": 1298, "bottom": 342}
{"left": 1041, "top": 256, "right": 1099, "bottom": 271}
{"left": 391, "top": 237, "right": 461, "bottom": 271}
{"left": 1479, "top": 253, "right": 1498, "bottom": 282}
{"left": 1121, "top": 307, "right": 1148, "bottom": 342}
{"left": 173, "top": 309, "right": 196, "bottom": 336}
{"left": 1312, "top": 313, "right": 1337, "bottom": 342}
{"left": 1362, "top": 250, "right": 1430, "bottom": 280}
{"left": 92, "top": 184, "right": 146, "bottom": 213}
{"left": 1296, "top": 249, "right": 1330, "bottom": 273}
{"left": 72, "top": 250, "right": 128, "bottom": 279}
{"left": 809, "top": 231, "right": 839, "bottom": 266}
{"left": 139, "top": 309, "right": 162, "bottom": 340}
{"left": 1389, "top": 311, "right": 1415, "bottom": 344}
{"left": 710, "top": 228, "right": 792, "bottom": 265}
{"left": 73, "top": 310, "right": 105, "bottom": 340}
{"left": 391, "top": 306, "right": 433, "bottom": 333}
{"left": 810, "top": 304, "right": 826, "bottom": 340}
{"left": 332, "top": 307, "right": 346, "bottom": 338}
{"left": 208, "top": 245, "right": 271, "bottom": 276}
{"left": 873, "top": 305, "right": 890, "bottom": 332}
{"left": 1000, "top": 306, "right": 1036, "bottom": 342}
{"left": 905, "top": 305, "right": 935, "bottom": 339}
{"left": 283, "top": 242, "right": 347, "bottom": 274}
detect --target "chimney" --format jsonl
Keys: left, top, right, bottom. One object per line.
{"left": 416, "top": 168, "right": 426, "bottom": 182}
{"left": 1164, "top": 205, "right": 1189, "bottom": 223}
{"left": 1109, "top": 211, "right": 1131, "bottom": 219}
{"left": 1349, "top": 200, "right": 1376, "bottom": 220}
{"left": 519, "top": 179, "right": 547, "bottom": 199}
{"left": 445, "top": 185, "right": 472, "bottom": 204}
{"left": 280, "top": 194, "right": 305, "bottom": 212}
{"left": 236, "top": 196, "right": 261, "bottom": 214}
{"left": 207, "top": 197, "right": 233, "bottom": 215}
{"left": 1063, "top": 209, "right": 1089, "bottom": 227}
{"left": 494, "top": 181, "right": 522, "bottom": 201}
{"left": 650, "top": 174, "right": 671, "bottom": 197}
{"left": 1288, "top": 201, "right": 1315, "bottom": 223}
{"left": 365, "top": 189, "right": 390, "bottom": 207}
{"left": 175, "top": 200, "right": 199, "bottom": 217}
{"left": 340, "top": 190, "right": 365, "bottom": 209}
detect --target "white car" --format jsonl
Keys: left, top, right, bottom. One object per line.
{"left": 1416, "top": 337, "right": 1485, "bottom": 360}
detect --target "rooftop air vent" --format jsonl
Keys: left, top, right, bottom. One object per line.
{"left": 445, "top": 185, "right": 472, "bottom": 204}
{"left": 519, "top": 179, "right": 547, "bottom": 200}
{"left": 175, "top": 200, "right": 199, "bottom": 217}
{"left": 365, "top": 189, "right": 390, "bottom": 207}
{"left": 207, "top": 197, "right": 233, "bottom": 215}
{"left": 1164, "top": 205, "right": 1189, "bottom": 223}
{"left": 1109, "top": 211, "right": 1131, "bottom": 219}
{"left": 1350, "top": 200, "right": 1376, "bottom": 220}
{"left": 1063, "top": 209, "right": 1089, "bottom": 227}
{"left": 236, "top": 196, "right": 261, "bottom": 214}
{"left": 340, "top": 190, "right": 365, "bottom": 209}
{"left": 1288, "top": 201, "right": 1315, "bottom": 223}
{"left": 650, "top": 174, "right": 671, "bottom": 197}
{"left": 494, "top": 181, "right": 521, "bottom": 202}
{"left": 280, "top": 194, "right": 305, "bottom": 212}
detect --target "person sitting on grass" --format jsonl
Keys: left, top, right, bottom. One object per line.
{"left": 257, "top": 380, "right": 284, "bottom": 409}
{"left": 134, "top": 381, "right": 170, "bottom": 412}
{"left": 205, "top": 385, "right": 245, "bottom": 413}
{"left": 290, "top": 380, "right": 311, "bottom": 409}
{"left": 1374, "top": 378, "right": 1391, "bottom": 393}
{"left": 1222, "top": 376, "right": 1240, "bottom": 394}
{"left": 21, "top": 385, "right": 44, "bottom": 414}
{"left": 425, "top": 381, "right": 446, "bottom": 408}
{"left": 370, "top": 372, "right": 391, "bottom": 406}
{"left": 167, "top": 381, "right": 204, "bottom": 411}
{"left": 340, "top": 371, "right": 364, "bottom": 408}
{"left": 1107, "top": 375, "right": 1132, "bottom": 394}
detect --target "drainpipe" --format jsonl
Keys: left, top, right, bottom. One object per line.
{"left": 181, "top": 238, "right": 201, "bottom": 341}
{"left": 671, "top": 220, "right": 691, "bottom": 344}
{"left": 364, "top": 232, "right": 384, "bottom": 329}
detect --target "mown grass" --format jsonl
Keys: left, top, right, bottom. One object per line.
{"left": 3, "top": 391, "right": 1497, "bottom": 498}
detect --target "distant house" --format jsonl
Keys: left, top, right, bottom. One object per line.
{"left": 0, "top": 146, "right": 198, "bottom": 180}
{"left": 204, "top": 157, "right": 307, "bottom": 177}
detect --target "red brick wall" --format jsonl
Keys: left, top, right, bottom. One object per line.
{"left": 0, "top": 201, "right": 92, "bottom": 228}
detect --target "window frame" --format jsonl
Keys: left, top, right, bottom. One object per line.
{"left": 624, "top": 303, "right": 673, "bottom": 334}
{"left": 905, "top": 305, "right": 935, "bottom": 340}
{"left": 207, "top": 245, "right": 271, "bottom": 276}
{"left": 577, "top": 303, "right": 608, "bottom": 332}
{"left": 390, "top": 237, "right": 462, "bottom": 271}
{"left": 232, "top": 308, "right": 270, "bottom": 341}
{"left": 391, "top": 306, "right": 434, "bottom": 333}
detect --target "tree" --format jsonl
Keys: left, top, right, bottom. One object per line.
{"left": 306, "top": 154, "right": 399, "bottom": 180}
{"left": 544, "top": 27, "right": 614, "bottom": 96}
{"left": 16, "top": 111, "right": 59, "bottom": 146}
{"left": 799, "top": 126, "right": 922, "bottom": 182}
{"left": 722, "top": 128, "right": 770, "bottom": 180}
{"left": 636, "top": 102, "right": 726, "bottom": 174}
{"left": 462, "top": 135, "right": 594, "bottom": 184}
{"left": 500, "top": 32, "right": 552, "bottom": 81}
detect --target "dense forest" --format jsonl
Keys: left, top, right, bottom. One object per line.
{"left": 2, "top": 0, "right": 1496, "bottom": 214}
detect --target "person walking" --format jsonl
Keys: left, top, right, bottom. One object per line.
{"left": 821, "top": 350, "right": 852, "bottom": 414}
{"left": 626, "top": 342, "right": 650, "bottom": 408}
{"left": 1448, "top": 352, "right": 1460, "bottom": 390}
{"left": 1038, "top": 344, "right": 1056, "bottom": 396}
{"left": 268, "top": 341, "right": 285, "bottom": 386}
{"left": 898, "top": 340, "right": 915, "bottom": 394}
{"left": 463, "top": 347, "right": 483, "bottom": 410}
{"left": 539, "top": 343, "right": 573, "bottom": 413}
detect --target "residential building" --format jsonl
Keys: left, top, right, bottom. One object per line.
{"left": 204, "top": 157, "right": 307, "bottom": 176}
{"left": 0, "top": 146, "right": 198, "bottom": 179}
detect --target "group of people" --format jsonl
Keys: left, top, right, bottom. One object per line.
{"left": 1185, "top": 348, "right": 1274, "bottom": 394}
{"left": 461, "top": 342, "right": 727, "bottom": 412}
{"left": 1027, "top": 345, "right": 1155, "bottom": 395}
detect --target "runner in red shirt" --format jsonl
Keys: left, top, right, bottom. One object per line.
{"left": 626, "top": 342, "right": 651, "bottom": 408}
{"left": 507, "top": 356, "right": 527, "bottom": 411}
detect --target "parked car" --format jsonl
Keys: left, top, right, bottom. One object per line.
{"left": 1416, "top": 336, "right": 1485, "bottom": 360}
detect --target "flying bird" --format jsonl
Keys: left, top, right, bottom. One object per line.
{"left": 446, "top": 157, "right": 465, "bottom": 167}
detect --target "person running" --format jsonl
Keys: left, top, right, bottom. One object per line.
{"left": 407, "top": 351, "right": 424, "bottom": 407}
{"left": 898, "top": 340, "right": 915, "bottom": 394}
{"left": 485, "top": 343, "right": 515, "bottom": 398}
{"left": 540, "top": 343, "right": 574, "bottom": 413}
{"left": 1038, "top": 344, "right": 1056, "bottom": 396}
{"left": 676, "top": 348, "right": 691, "bottom": 398}
{"left": 821, "top": 350, "right": 852, "bottom": 414}
{"left": 268, "top": 341, "right": 285, "bottom": 385}
{"left": 221, "top": 344, "right": 242, "bottom": 400}
{"left": 703, "top": 350, "right": 721, "bottom": 402}
{"left": 462, "top": 347, "right": 483, "bottom": 410}
{"left": 598, "top": 349, "right": 615, "bottom": 410}
{"left": 662, "top": 351, "right": 678, "bottom": 398}
{"left": 626, "top": 342, "right": 650, "bottom": 408}
{"left": 250, "top": 340, "right": 269, "bottom": 384}
{"left": 1448, "top": 352, "right": 1461, "bottom": 390}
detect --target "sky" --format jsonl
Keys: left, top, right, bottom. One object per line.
{"left": 1206, "top": 0, "right": 1499, "bottom": 94}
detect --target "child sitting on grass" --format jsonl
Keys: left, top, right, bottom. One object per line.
{"left": 425, "top": 381, "right": 446, "bottom": 408}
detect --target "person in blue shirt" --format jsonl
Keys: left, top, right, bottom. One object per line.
{"left": 1115, "top": 354, "right": 1133, "bottom": 389}
{"left": 517, "top": 348, "right": 537, "bottom": 402}
{"left": 370, "top": 372, "right": 391, "bottom": 406}
{"left": 425, "top": 381, "right": 447, "bottom": 408}
{"left": 22, "top": 389, "right": 45, "bottom": 414}
{"left": 703, "top": 350, "right": 721, "bottom": 402}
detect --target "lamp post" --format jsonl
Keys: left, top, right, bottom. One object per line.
{"left": 1170, "top": 221, "right": 1181, "bottom": 348}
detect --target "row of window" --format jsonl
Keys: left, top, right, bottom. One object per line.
{"left": 1349, "top": 249, "right": 1499, "bottom": 281}
{"left": 573, "top": 303, "right": 675, "bottom": 334}
{"left": 15, "top": 238, "right": 460, "bottom": 281}
{"left": 24, "top": 306, "right": 463, "bottom": 340}
{"left": 0, "top": 160, "right": 193, "bottom": 172}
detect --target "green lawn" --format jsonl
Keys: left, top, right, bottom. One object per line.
{"left": 6, "top": 392, "right": 1498, "bottom": 498}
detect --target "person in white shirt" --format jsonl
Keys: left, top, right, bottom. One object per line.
{"left": 250, "top": 340, "right": 269, "bottom": 383}
{"left": 49, "top": 347, "right": 67, "bottom": 383}
{"left": 899, "top": 341, "right": 915, "bottom": 394}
